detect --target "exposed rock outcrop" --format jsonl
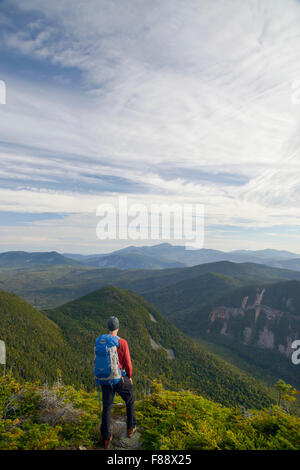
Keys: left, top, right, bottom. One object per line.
{"left": 207, "top": 287, "right": 299, "bottom": 357}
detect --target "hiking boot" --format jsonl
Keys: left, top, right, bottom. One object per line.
{"left": 127, "top": 426, "right": 137, "bottom": 438}
{"left": 104, "top": 435, "right": 113, "bottom": 449}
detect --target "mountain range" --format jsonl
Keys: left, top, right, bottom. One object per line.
{"left": 1, "top": 244, "right": 300, "bottom": 271}
{"left": 66, "top": 244, "right": 300, "bottom": 270}
{"left": 0, "top": 286, "right": 273, "bottom": 409}
{"left": 0, "top": 251, "right": 80, "bottom": 268}
{"left": 0, "top": 244, "right": 299, "bottom": 409}
{"left": 1, "top": 259, "right": 300, "bottom": 310}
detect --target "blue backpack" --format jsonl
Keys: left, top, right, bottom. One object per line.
{"left": 94, "top": 334, "right": 122, "bottom": 387}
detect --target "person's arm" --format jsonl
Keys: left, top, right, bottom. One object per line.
{"left": 122, "top": 339, "right": 133, "bottom": 379}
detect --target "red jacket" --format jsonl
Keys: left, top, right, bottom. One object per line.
{"left": 117, "top": 337, "right": 132, "bottom": 379}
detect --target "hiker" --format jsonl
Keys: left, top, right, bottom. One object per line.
{"left": 94, "top": 316, "right": 137, "bottom": 448}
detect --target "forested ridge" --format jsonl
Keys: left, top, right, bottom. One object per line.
{"left": 0, "top": 287, "right": 274, "bottom": 409}
{"left": 0, "top": 286, "right": 299, "bottom": 451}
{"left": 1, "top": 259, "right": 300, "bottom": 310}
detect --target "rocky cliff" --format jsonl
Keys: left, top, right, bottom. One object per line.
{"left": 207, "top": 286, "right": 300, "bottom": 361}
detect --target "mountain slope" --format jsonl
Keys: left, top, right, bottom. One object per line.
{"left": 0, "top": 251, "right": 81, "bottom": 268}
{"left": 85, "top": 252, "right": 185, "bottom": 269}
{"left": 204, "top": 281, "right": 300, "bottom": 388}
{"left": 2, "top": 260, "right": 300, "bottom": 310}
{"left": 1, "top": 245, "right": 300, "bottom": 272}
{"left": 230, "top": 248, "right": 300, "bottom": 260}
{"left": 0, "top": 290, "right": 75, "bottom": 384}
{"left": 143, "top": 272, "right": 243, "bottom": 319}
{"left": 115, "top": 261, "right": 300, "bottom": 297}
{"left": 44, "top": 286, "right": 274, "bottom": 408}
{"left": 143, "top": 279, "right": 300, "bottom": 389}
{"left": 100, "top": 243, "right": 225, "bottom": 266}
{"left": 81, "top": 243, "right": 300, "bottom": 268}
{"left": 265, "top": 258, "right": 300, "bottom": 271}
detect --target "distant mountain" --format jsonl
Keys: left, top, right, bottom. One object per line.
{"left": 116, "top": 260, "right": 300, "bottom": 294}
{"left": 99, "top": 243, "right": 228, "bottom": 266}
{"left": 62, "top": 253, "right": 98, "bottom": 261}
{"left": 0, "top": 251, "right": 81, "bottom": 268}
{"left": 2, "top": 244, "right": 300, "bottom": 271}
{"left": 263, "top": 258, "right": 300, "bottom": 271}
{"left": 229, "top": 249, "right": 300, "bottom": 261}
{"left": 143, "top": 277, "right": 300, "bottom": 389}
{"left": 2, "top": 260, "right": 300, "bottom": 310}
{"left": 84, "top": 252, "right": 185, "bottom": 269}
{"left": 70, "top": 243, "right": 300, "bottom": 270}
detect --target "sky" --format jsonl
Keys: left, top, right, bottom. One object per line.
{"left": 0, "top": 0, "right": 300, "bottom": 254}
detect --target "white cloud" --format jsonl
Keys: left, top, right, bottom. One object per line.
{"left": 0, "top": 0, "right": 300, "bottom": 250}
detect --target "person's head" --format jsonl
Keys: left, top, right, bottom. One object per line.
{"left": 107, "top": 316, "right": 119, "bottom": 336}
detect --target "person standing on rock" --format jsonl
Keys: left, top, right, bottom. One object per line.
{"left": 95, "top": 316, "right": 137, "bottom": 449}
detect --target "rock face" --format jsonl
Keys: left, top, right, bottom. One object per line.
{"left": 149, "top": 336, "right": 175, "bottom": 360}
{"left": 207, "top": 287, "right": 300, "bottom": 358}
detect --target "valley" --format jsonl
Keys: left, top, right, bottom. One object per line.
{"left": 0, "top": 245, "right": 299, "bottom": 411}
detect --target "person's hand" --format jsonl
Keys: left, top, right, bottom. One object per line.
{"left": 129, "top": 378, "right": 133, "bottom": 385}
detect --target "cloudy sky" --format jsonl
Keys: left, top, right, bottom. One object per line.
{"left": 0, "top": 0, "right": 300, "bottom": 253}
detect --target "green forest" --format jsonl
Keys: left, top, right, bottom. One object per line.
{"left": 0, "top": 283, "right": 299, "bottom": 450}
{"left": 0, "top": 287, "right": 275, "bottom": 408}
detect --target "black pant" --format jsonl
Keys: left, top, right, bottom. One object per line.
{"left": 100, "top": 376, "right": 136, "bottom": 440}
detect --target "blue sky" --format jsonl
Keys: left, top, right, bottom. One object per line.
{"left": 0, "top": 0, "right": 300, "bottom": 253}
